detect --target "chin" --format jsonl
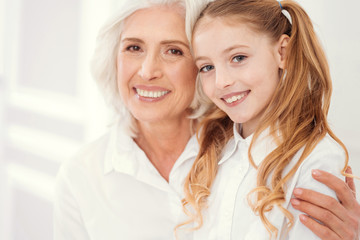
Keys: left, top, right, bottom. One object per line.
{"left": 228, "top": 114, "right": 249, "bottom": 125}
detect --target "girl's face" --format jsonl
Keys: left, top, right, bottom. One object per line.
{"left": 117, "top": 6, "right": 197, "bottom": 125}
{"left": 193, "top": 17, "right": 287, "bottom": 137}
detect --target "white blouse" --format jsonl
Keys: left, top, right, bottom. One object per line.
{"left": 54, "top": 122, "right": 199, "bottom": 240}
{"left": 194, "top": 124, "right": 346, "bottom": 240}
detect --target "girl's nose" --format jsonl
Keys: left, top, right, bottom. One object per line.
{"left": 215, "top": 67, "right": 234, "bottom": 89}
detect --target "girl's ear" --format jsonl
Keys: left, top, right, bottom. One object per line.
{"left": 278, "top": 34, "right": 290, "bottom": 69}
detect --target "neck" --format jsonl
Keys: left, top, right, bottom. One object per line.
{"left": 241, "top": 117, "right": 261, "bottom": 139}
{"left": 135, "top": 115, "right": 194, "bottom": 182}
{"left": 241, "top": 126, "right": 253, "bottom": 139}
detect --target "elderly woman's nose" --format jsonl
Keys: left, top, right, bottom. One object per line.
{"left": 138, "top": 53, "right": 163, "bottom": 81}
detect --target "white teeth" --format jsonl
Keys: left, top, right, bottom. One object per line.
{"left": 136, "top": 88, "right": 169, "bottom": 98}
{"left": 225, "top": 93, "right": 246, "bottom": 103}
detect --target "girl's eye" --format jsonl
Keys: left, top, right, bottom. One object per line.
{"left": 168, "top": 49, "right": 183, "bottom": 55}
{"left": 232, "top": 55, "right": 246, "bottom": 63}
{"left": 199, "top": 65, "right": 214, "bottom": 73}
{"left": 126, "top": 45, "right": 141, "bottom": 51}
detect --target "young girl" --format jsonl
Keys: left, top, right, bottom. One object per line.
{"left": 181, "top": 0, "right": 352, "bottom": 239}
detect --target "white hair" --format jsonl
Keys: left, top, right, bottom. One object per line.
{"left": 184, "top": 0, "right": 216, "bottom": 120}
{"left": 91, "top": 0, "right": 211, "bottom": 136}
{"left": 184, "top": 0, "right": 213, "bottom": 41}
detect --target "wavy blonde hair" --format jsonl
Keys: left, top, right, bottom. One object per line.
{"left": 181, "top": 0, "right": 349, "bottom": 237}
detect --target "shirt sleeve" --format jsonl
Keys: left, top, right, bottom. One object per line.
{"left": 53, "top": 163, "right": 91, "bottom": 240}
{"left": 281, "top": 138, "right": 346, "bottom": 240}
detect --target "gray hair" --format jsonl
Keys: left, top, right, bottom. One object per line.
{"left": 91, "top": 0, "right": 212, "bottom": 137}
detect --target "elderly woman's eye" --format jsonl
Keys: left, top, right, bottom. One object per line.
{"left": 199, "top": 65, "right": 214, "bottom": 73}
{"left": 126, "top": 45, "right": 141, "bottom": 51}
{"left": 168, "top": 49, "right": 183, "bottom": 55}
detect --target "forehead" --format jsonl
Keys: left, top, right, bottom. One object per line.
{"left": 194, "top": 17, "right": 264, "bottom": 46}
{"left": 121, "top": 6, "right": 187, "bottom": 40}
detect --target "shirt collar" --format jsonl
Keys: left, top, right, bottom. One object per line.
{"left": 218, "top": 123, "right": 244, "bottom": 165}
{"left": 103, "top": 121, "right": 138, "bottom": 175}
{"left": 246, "top": 126, "right": 279, "bottom": 166}
{"left": 234, "top": 123, "right": 254, "bottom": 145}
{"left": 170, "top": 133, "right": 199, "bottom": 171}
{"left": 218, "top": 123, "right": 278, "bottom": 166}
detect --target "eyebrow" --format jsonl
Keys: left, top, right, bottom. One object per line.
{"left": 121, "top": 38, "right": 190, "bottom": 50}
{"left": 121, "top": 38, "right": 144, "bottom": 44}
{"left": 222, "top": 44, "right": 250, "bottom": 54}
{"left": 194, "top": 56, "right": 208, "bottom": 64}
{"left": 161, "top": 40, "right": 190, "bottom": 50}
{"left": 222, "top": 45, "right": 250, "bottom": 54}
{"left": 194, "top": 44, "right": 250, "bottom": 64}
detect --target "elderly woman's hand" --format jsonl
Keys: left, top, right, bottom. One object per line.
{"left": 291, "top": 167, "right": 359, "bottom": 240}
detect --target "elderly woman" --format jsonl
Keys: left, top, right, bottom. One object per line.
{"left": 53, "top": 0, "right": 359, "bottom": 239}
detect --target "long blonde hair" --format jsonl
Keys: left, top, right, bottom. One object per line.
{"left": 181, "top": 0, "right": 349, "bottom": 237}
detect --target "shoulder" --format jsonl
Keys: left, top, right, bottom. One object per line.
{"left": 300, "top": 134, "right": 346, "bottom": 171}
{"left": 284, "top": 134, "right": 347, "bottom": 199}
{"left": 311, "top": 134, "right": 345, "bottom": 156}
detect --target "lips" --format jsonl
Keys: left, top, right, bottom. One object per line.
{"left": 221, "top": 90, "right": 250, "bottom": 105}
{"left": 133, "top": 85, "right": 170, "bottom": 101}
{"left": 135, "top": 88, "right": 169, "bottom": 98}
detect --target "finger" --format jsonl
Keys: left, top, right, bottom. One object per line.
{"left": 345, "top": 166, "right": 356, "bottom": 197}
{"left": 291, "top": 198, "right": 349, "bottom": 238}
{"left": 298, "top": 214, "right": 340, "bottom": 240}
{"left": 293, "top": 188, "right": 348, "bottom": 221}
{"left": 311, "top": 169, "right": 356, "bottom": 208}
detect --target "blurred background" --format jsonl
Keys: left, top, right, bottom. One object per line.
{"left": 0, "top": 0, "right": 359, "bottom": 239}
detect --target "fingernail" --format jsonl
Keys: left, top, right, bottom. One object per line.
{"left": 312, "top": 169, "right": 321, "bottom": 177}
{"left": 300, "top": 215, "right": 307, "bottom": 222}
{"left": 291, "top": 198, "right": 300, "bottom": 206}
{"left": 293, "top": 188, "right": 303, "bottom": 196}
{"left": 346, "top": 166, "right": 352, "bottom": 174}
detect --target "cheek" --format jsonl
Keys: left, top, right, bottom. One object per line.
{"left": 189, "top": 68, "right": 198, "bottom": 93}
{"left": 182, "top": 65, "right": 197, "bottom": 89}
{"left": 253, "top": 75, "right": 279, "bottom": 109}
{"left": 252, "top": 62, "right": 280, "bottom": 92}
{"left": 116, "top": 56, "right": 137, "bottom": 104}
{"left": 117, "top": 56, "right": 133, "bottom": 85}
{"left": 200, "top": 70, "right": 218, "bottom": 97}
{"left": 169, "top": 61, "right": 197, "bottom": 93}
{"left": 263, "top": 69, "right": 280, "bottom": 95}
{"left": 201, "top": 77, "right": 215, "bottom": 99}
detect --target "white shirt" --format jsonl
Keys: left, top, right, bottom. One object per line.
{"left": 194, "top": 124, "right": 346, "bottom": 240}
{"left": 54, "top": 122, "right": 199, "bottom": 240}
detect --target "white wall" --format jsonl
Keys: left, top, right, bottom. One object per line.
{"left": 298, "top": 0, "right": 360, "bottom": 198}
{"left": 0, "top": 0, "right": 115, "bottom": 239}
{"left": 0, "top": 0, "right": 359, "bottom": 239}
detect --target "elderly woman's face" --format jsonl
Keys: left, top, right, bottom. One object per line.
{"left": 117, "top": 6, "right": 197, "bottom": 124}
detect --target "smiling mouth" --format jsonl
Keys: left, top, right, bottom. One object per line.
{"left": 223, "top": 91, "right": 248, "bottom": 104}
{"left": 135, "top": 88, "right": 170, "bottom": 98}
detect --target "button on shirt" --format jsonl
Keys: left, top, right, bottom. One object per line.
{"left": 194, "top": 124, "right": 346, "bottom": 240}
{"left": 54, "top": 122, "right": 199, "bottom": 240}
